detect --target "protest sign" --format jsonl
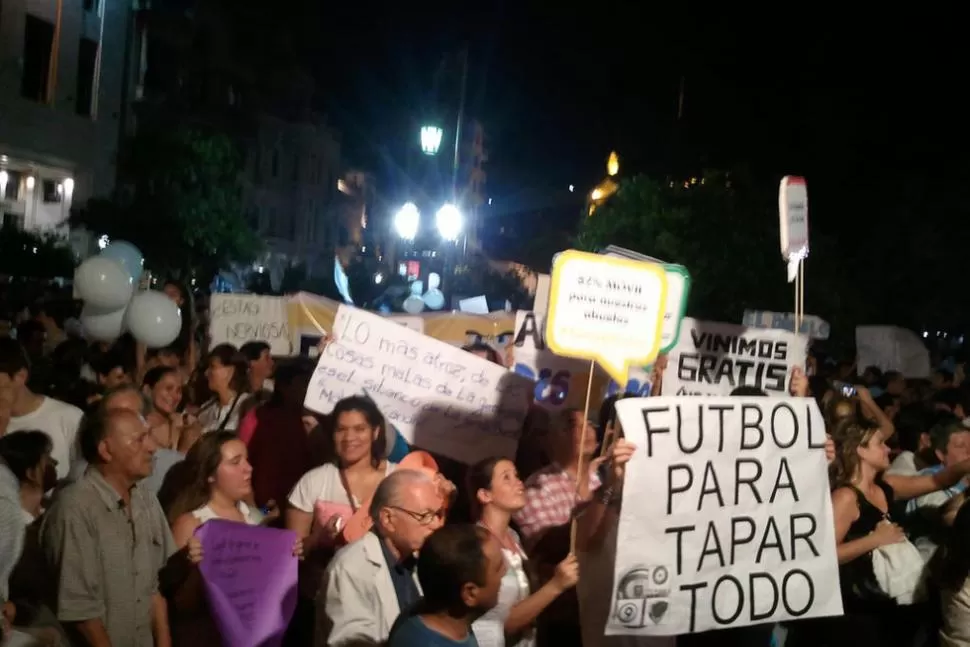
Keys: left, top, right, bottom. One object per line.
{"left": 546, "top": 250, "right": 667, "bottom": 388}
{"left": 742, "top": 310, "right": 830, "bottom": 341}
{"left": 288, "top": 291, "right": 513, "bottom": 358}
{"left": 304, "top": 305, "right": 531, "bottom": 464}
{"left": 210, "top": 294, "right": 291, "bottom": 356}
{"left": 663, "top": 318, "right": 808, "bottom": 397}
{"left": 511, "top": 310, "right": 610, "bottom": 409}
{"left": 603, "top": 246, "right": 691, "bottom": 353}
{"left": 195, "top": 520, "right": 298, "bottom": 647}
{"left": 607, "top": 396, "right": 841, "bottom": 636}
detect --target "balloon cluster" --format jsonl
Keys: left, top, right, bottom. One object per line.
{"left": 75, "top": 241, "right": 181, "bottom": 347}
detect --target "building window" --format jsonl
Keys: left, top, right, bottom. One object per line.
{"left": 21, "top": 14, "right": 54, "bottom": 102}
{"left": 76, "top": 38, "right": 98, "bottom": 116}
{"left": 42, "top": 180, "right": 62, "bottom": 204}
{"left": 2, "top": 213, "right": 25, "bottom": 230}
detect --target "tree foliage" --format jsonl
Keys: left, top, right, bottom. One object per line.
{"left": 72, "top": 127, "right": 261, "bottom": 281}
{"left": 449, "top": 257, "right": 531, "bottom": 310}
{"left": 576, "top": 171, "right": 859, "bottom": 335}
{"left": 0, "top": 226, "right": 76, "bottom": 278}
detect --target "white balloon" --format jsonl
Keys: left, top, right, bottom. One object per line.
{"left": 422, "top": 288, "right": 445, "bottom": 311}
{"left": 80, "top": 304, "right": 127, "bottom": 342}
{"left": 126, "top": 290, "right": 182, "bottom": 348}
{"left": 402, "top": 295, "right": 425, "bottom": 314}
{"left": 75, "top": 257, "right": 134, "bottom": 310}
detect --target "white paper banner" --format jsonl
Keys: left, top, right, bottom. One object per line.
{"left": 607, "top": 396, "right": 841, "bottom": 636}
{"left": 304, "top": 306, "right": 531, "bottom": 464}
{"left": 209, "top": 294, "right": 292, "bottom": 356}
{"left": 663, "top": 318, "right": 808, "bottom": 397}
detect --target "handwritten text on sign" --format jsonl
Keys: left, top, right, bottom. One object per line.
{"left": 607, "top": 397, "right": 841, "bottom": 636}
{"left": 546, "top": 250, "right": 667, "bottom": 387}
{"left": 209, "top": 294, "right": 291, "bottom": 356}
{"left": 195, "top": 520, "right": 298, "bottom": 647}
{"left": 304, "top": 306, "right": 531, "bottom": 465}
{"left": 663, "top": 318, "right": 808, "bottom": 397}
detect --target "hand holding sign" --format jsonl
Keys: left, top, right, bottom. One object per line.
{"left": 546, "top": 250, "right": 668, "bottom": 388}
{"left": 194, "top": 520, "right": 299, "bottom": 647}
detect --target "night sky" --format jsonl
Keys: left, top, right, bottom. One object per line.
{"left": 286, "top": 2, "right": 965, "bottom": 229}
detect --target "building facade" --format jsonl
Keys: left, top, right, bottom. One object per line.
{"left": 241, "top": 113, "right": 341, "bottom": 278}
{"left": 0, "top": 0, "right": 133, "bottom": 232}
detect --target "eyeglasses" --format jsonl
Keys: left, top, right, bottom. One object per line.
{"left": 388, "top": 506, "right": 446, "bottom": 526}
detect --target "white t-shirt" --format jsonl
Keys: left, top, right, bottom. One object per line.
{"left": 5, "top": 396, "right": 83, "bottom": 480}
{"left": 288, "top": 462, "right": 396, "bottom": 513}
{"left": 197, "top": 394, "right": 251, "bottom": 434}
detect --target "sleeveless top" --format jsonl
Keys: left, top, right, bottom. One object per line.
{"left": 472, "top": 530, "right": 536, "bottom": 647}
{"left": 839, "top": 479, "right": 897, "bottom": 612}
{"left": 191, "top": 501, "right": 262, "bottom": 526}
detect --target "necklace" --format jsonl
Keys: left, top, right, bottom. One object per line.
{"left": 477, "top": 521, "right": 523, "bottom": 557}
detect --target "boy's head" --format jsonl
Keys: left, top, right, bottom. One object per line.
{"left": 416, "top": 524, "right": 506, "bottom": 619}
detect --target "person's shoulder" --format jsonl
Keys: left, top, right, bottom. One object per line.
{"left": 300, "top": 462, "right": 340, "bottom": 485}
{"left": 41, "top": 396, "right": 84, "bottom": 420}
{"left": 45, "top": 479, "right": 92, "bottom": 521}
{"left": 387, "top": 614, "right": 425, "bottom": 646}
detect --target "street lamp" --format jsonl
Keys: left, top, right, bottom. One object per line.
{"left": 436, "top": 203, "right": 463, "bottom": 242}
{"left": 394, "top": 202, "right": 420, "bottom": 240}
{"left": 420, "top": 126, "right": 443, "bottom": 156}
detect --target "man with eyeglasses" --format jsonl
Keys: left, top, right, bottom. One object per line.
{"left": 318, "top": 469, "right": 445, "bottom": 647}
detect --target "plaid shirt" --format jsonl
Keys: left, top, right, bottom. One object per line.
{"left": 513, "top": 463, "right": 602, "bottom": 542}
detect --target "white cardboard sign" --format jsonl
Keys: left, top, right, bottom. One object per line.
{"left": 304, "top": 306, "right": 531, "bottom": 464}
{"left": 607, "top": 396, "right": 842, "bottom": 636}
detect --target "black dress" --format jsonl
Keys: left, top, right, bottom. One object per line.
{"left": 787, "top": 479, "right": 922, "bottom": 647}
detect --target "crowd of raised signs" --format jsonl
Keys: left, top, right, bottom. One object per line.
{"left": 3, "top": 282, "right": 970, "bottom": 647}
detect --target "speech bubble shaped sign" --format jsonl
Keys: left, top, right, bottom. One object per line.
{"left": 546, "top": 250, "right": 667, "bottom": 388}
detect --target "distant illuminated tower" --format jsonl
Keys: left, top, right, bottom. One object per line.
{"left": 588, "top": 151, "right": 620, "bottom": 216}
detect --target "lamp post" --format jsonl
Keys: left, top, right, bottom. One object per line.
{"left": 420, "top": 126, "right": 443, "bottom": 156}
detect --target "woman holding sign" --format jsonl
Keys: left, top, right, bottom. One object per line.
{"left": 167, "top": 432, "right": 303, "bottom": 646}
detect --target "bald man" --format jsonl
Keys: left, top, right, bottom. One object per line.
{"left": 41, "top": 409, "right": 175, "bottom": 647}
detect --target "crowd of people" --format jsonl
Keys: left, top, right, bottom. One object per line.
{"left": 2, "top": 285, "right": 970, "bottom": 647}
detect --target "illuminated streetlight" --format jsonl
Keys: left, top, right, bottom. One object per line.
{"left": 394, "top": 202, "right": 420, "bottom": 240}
{"left": 436, "top": 203, "right": 463, "bottom": 241}
{"left": 420, "top": 126, "right": 443, "bottom": 155}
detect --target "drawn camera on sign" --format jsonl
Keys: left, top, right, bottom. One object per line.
{"left": 613, "top": 565, "right": 671, "bottom": 628}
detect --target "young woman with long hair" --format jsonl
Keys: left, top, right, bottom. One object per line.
{"left": 168, "top": 432, "right": 301, "bottom": 646}
{"left": 791, "top": 418, "right": 970, "bottom": 647}
{"left": 468, "top": 456, "right": 578, "bottom": 647}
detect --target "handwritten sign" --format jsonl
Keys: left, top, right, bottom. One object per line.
{"left": 195, "top": 520, "right": 298, "bottom": 647}
{"left": 546, "top": 250, "right": 667, "bottom": 387}
{"left": 663, "top": 318, "right": 808, "bottom": 397}
{"left": 607, "top": 397, "right": 841, "bottom": 636}
{"left": 304, "top": 306, "right": 531, "bottom": 464}
{"left": 603, "top": 246, "right": 691, "bottom": 353}
{"left": 779, "top": 176, "right": 809, "bottom": 260}
{"left": 209, "top": 294, "right": 291, "bottom": 356}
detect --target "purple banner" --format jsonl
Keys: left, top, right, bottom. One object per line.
{"left": 195, "top": 519, "right": 298, "bottom": 647}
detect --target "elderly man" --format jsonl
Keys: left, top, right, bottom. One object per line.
{"left": 41, "top": 409, "right": 175, "bottom": 647}
{"left": 317, "top": 469, "right": 445, "bottom": 647}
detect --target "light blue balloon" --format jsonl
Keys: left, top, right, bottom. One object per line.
{"left": 100, "top": 241, "right": 144, "bottom": 282}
